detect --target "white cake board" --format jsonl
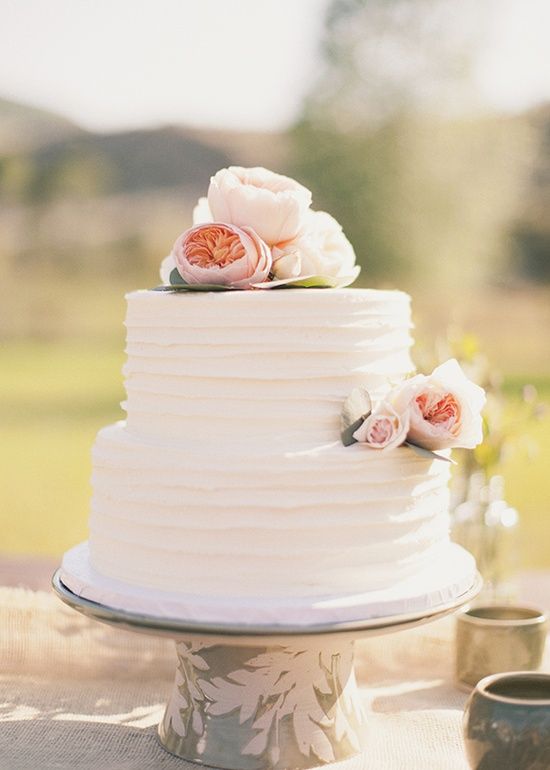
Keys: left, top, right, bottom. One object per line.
{"left": 61, "top": 540, "right": 478, "bottom": 631}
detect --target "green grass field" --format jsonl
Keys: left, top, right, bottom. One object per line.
{"left": 1, "top": 336, "right": 549, "bottom": 567}
{"left": 1, "top": 339, "right": 124, "bottom": 557}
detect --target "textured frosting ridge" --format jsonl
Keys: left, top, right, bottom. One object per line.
{"left": 123, "top": 289, "right": 413, "bottom": 449}
{"left": 88, "top": 287, "right": 457, "bottom": 602}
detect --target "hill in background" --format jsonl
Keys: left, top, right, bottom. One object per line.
{"left": 0, "top": 97, "right": 285, "bottom": 202}
{"left": 0, "top": 96, "right": 82, "bottom": 152}
{"left": 0, "top": 97, "right": 289, "bottom": 338}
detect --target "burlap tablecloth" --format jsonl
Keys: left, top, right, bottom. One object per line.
{"left": 1, "top": 571, "right": 549, "bottom": 770}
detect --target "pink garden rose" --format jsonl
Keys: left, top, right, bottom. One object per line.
{"left": 159, "top": 198, "right": 215, "bottom": 283}
{"left": 171, "top": 222, "right": 271, "bottom": 288}
{"left": 207, "top": 166, "right": 312, "bottom": 246}
{"left": 352, "top": 402, "right": 410, "bottom": 450}
{"left": 394, "top": 359, "right": 485, "bottom": 451}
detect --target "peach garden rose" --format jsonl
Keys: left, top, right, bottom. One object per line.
{"left": 159, "top": 198, "right": 215, "bottom": 282}
{"left": 394, "top": 359, "right": 486, "bottom": 451}
{"left": 171, "top": 222, "right": 271, "bottom": 289}
{"left": 346, "top": 359, "right": 485, "bottom": 453}
{"left": 207, "top": 166, "right": 312, "bottom": 246}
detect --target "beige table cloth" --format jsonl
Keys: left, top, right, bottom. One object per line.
{"left": 1, "top": 571, "right": 549, "bottom": 770}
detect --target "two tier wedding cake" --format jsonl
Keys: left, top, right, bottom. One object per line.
{"left": 61, "top": 166, "right": 484, "bottom": 625}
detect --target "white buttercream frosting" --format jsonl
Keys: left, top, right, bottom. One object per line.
{"left": 85, "top": 288, "right": 469, "bottom": 610}
{"left": 122, "top": 288, "right": 413, "bottom": 448}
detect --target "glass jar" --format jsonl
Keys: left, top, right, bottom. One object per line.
{"left": 451, "top": 474, "right": 520, "bottom": 602}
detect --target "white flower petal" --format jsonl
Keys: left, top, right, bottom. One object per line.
{"left": 270, "top": 209, "right": 357, "bottom": 281}
{"left": 160, "top": 254, "right": 176, "bottom": 284}
{"left": 207, "top": 167, "right": 312, "bottom": 245}
{"left": 272, "top": 250, "right": 302, "bottom": 279}
{"left": 192, "top": 197, "right": 213, "bottom": 225}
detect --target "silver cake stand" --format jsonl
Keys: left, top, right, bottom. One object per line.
{"left": 52, "top": 570, "right": 481, "bottom": 769}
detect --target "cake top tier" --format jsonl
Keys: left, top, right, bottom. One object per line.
{"left": 122, "top": 287, "right": 414, "bottom": 452}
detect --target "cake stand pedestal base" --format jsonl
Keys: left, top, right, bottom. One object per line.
{"left": 52, "top": 570, "right": 481, "bottom": 770}
{"left": 159, "top": 636, "right": 364, "bottom": 769}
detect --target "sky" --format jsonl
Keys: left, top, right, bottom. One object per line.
{"left": 1, "top": 0, "right": 550, "bottom": 133}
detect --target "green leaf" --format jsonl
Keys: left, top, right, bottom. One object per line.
{"left": 252, "top": 274, "right": 318, "bottom": 289}
{"left": 253, "top": 267, "right": 361, "bottom": 290}
{"left": 169, "top": 267, "right": 187, "bottom": 286}
{"left": 341, "top": 388, "right": 372, "bottom": 447}
{"left": 404, "top": 442, "right": 456, "bottom": 464}
{"left": 152, "top": 284, "right": 238, "bottom": 292}
{"left": 154, "top": 267, "right": 239, "bottom": 292}
{"left": 160, "top": 266, "right": 362, "bottom": 292}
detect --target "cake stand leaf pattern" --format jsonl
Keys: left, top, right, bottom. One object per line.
{"left": 161, "top": 640, "right": 365, "bottom": 767}
{"left": 164, "top": 642, "right": 209, "bottom": 739}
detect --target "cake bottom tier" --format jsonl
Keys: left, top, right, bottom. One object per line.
{"left": 88, "top": 423, "right": 461, "bottom": 601}
{"left": 61, "top": 540, "right": 477, "bottom": 625}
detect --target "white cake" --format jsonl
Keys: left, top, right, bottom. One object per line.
{"left": 61, "top": 165, "right": 480, "bottom": 626}
{"left": 59, "top": 286, "right": 476, "bottom": 623}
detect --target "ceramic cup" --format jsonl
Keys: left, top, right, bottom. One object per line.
{"left": 456, "top": 605, "right": 548, "bottom": 690}
{"left": 463, "top": 671, "right": 550, "bottom": 769}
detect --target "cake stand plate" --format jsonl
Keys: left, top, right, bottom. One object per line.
{"left": 52, "top": 570, "right": 481, "bottom": 769}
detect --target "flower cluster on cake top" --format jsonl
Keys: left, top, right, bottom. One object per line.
{"left": 341, "top": 359, "right": 486, "bottom": 458}
{"left": 159, "top": 167, "right": 360, "bottom": 291}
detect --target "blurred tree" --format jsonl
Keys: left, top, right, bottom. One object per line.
{"left": 288, "top": 0, "right": 529, "bottom": 289}
{"left": 306, "top": 0, "right": 479, "bottom": 130}
{"left": 290, "top": 119, "right": 409, "bottom": 281}
{"left": 0, "top": 156, "right": 34, "bottom": 204}
{"left": 510, "top": 105, "right": 550, "bottom": 283}
{"left": 32, "top": 151, "right": 114, "bottom": 201}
